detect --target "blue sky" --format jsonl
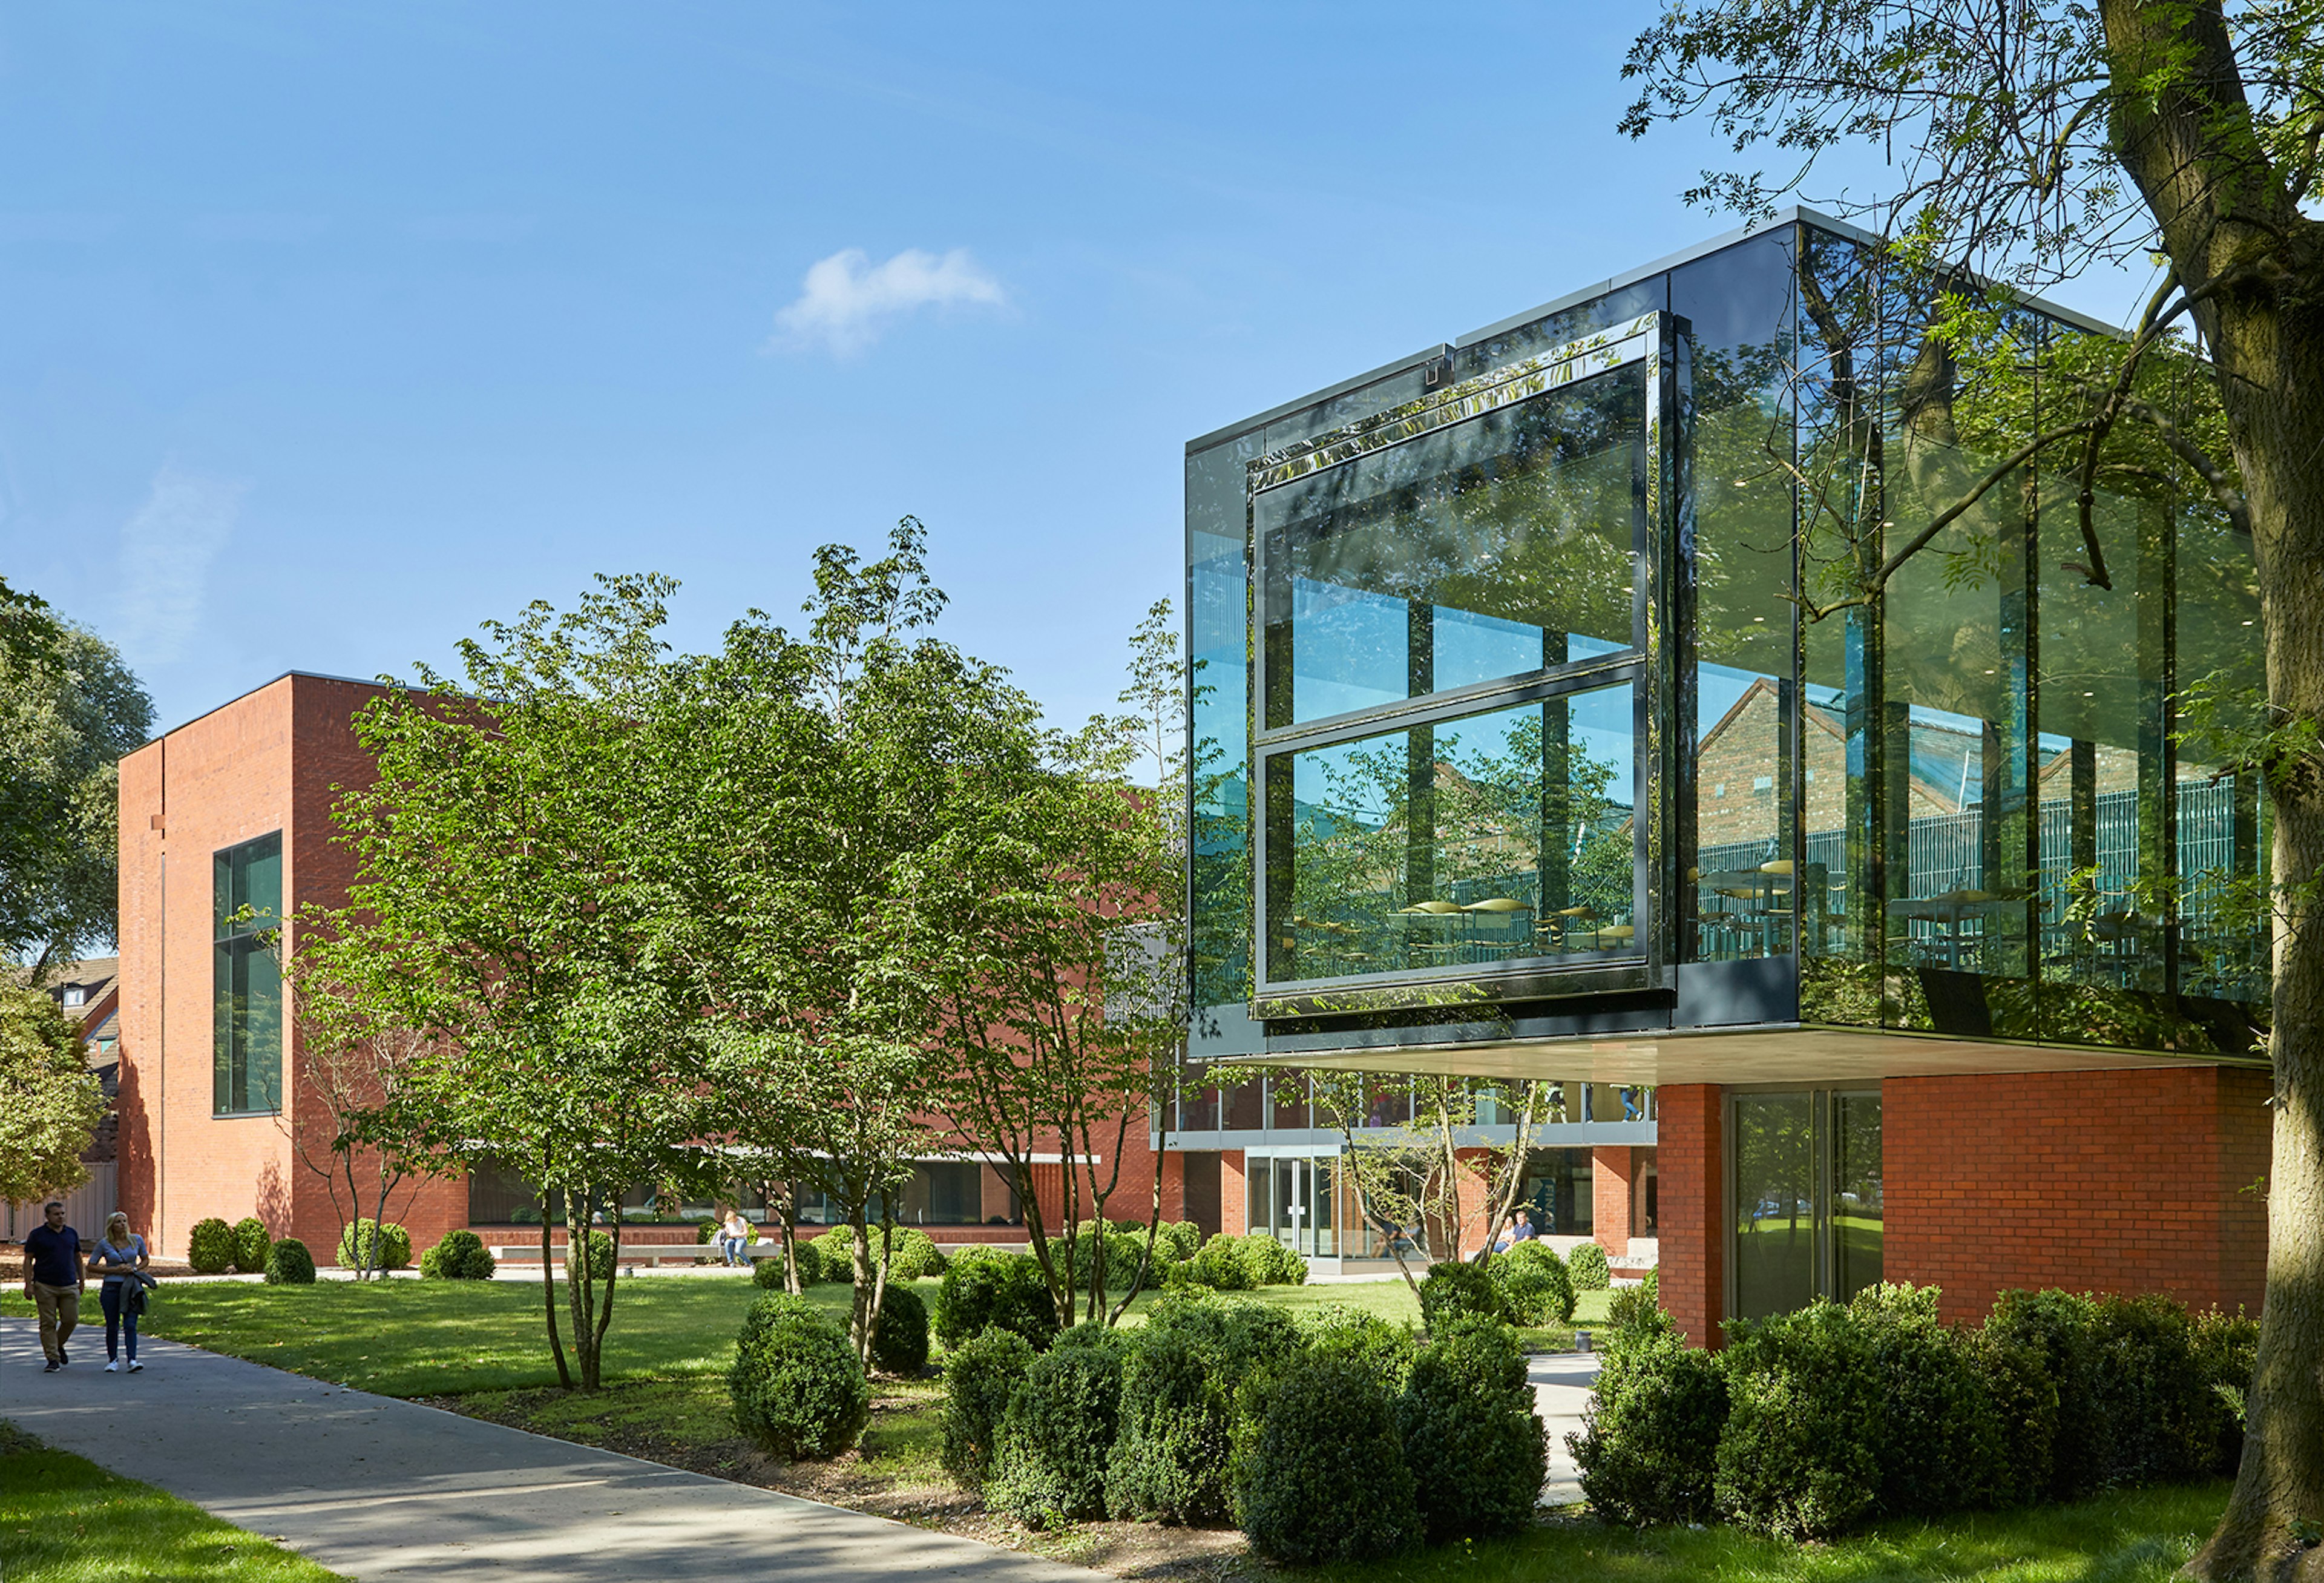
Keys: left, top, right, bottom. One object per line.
{"left": 0, "top": 5, "right": 2148, "bottom": 737}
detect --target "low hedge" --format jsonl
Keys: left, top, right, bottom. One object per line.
{"left": 1183, "top": 1233, "right": 1256, "bottom": 1291}
{"left": 752, "top": 1239, "right": 830, "bottom": 1289}
{"left": 263, "top": 1237, "right": 317, "bottom": 1286}
{"left": 1296, "top": 1302, "right": 1417, "bottom": 1390}
{"left": 420, "top": 1229, "right": 497, "bottom": 1280}
{"left": 187, "top": 1217, "right": 237, "bottom": 1275}
{"left": 1569, "top": 1283, "right": 2259, "bottom": 1541}
{"left": 565, "top": 1228, "right": 614, "bottom": 1282}
{"left": 729, "top": 1294, "right": 870, "bottom": 1460}
{"left": 231, "top": 1217, "right": 272, "bottom": 1275}
{"left": 1104, "top": 1295, "right": 1307, "bottom": 1524}
{"left": 936, "top": 1246, "right": 1059, "bottom": 1351}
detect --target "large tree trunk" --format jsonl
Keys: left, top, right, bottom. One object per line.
{"left": 2098, "top": 7, "right": 2324, "bottom": 1576}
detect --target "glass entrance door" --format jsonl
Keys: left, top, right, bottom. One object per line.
{"left": 1251, "top": 1155, "right": 1337, "bottom": 1259}
{"left": 1731, "top": 1089, "right": 1882, "bottom": 1320}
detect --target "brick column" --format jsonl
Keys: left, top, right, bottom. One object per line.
{"left": 1655, "top": 1084, "right": 1725, "bottom": 1349}
{"left": 1219, "top": 1150, "right": 1248, "bottom": 1234}
{"left": 1592, "top": 1146, "right": 1636, "bottom": 1257}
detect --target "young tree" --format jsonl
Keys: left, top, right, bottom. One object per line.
{"left": 648, "top": 521, "right": 1023, "bottom": 1362}
{"left": 1620, "top": 7, "right": 2324, "bottom": 1570}
{"left": 0, "top": 982, "right": 106, "bottom": 1206}
{"left": 326, "top": 574, "right": 715, "bottom": 1390}
{"left": 271, "top": 918, "right": 437, "bottom": 1281}
{"left": 929, "top": 601, "right": 1189, "bottom": 1328}
{"left": 0, "top": 585, "right": 153, "bottom": 975}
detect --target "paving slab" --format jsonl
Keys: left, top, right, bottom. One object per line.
{"left": 1, "top": 1318, "right": 1095, "bottom": 1582}
{"left": 1529, "top": 1352, "right": 1601, "bottom": 1504}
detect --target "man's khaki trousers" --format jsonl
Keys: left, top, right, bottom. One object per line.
{"left": 31, "top": 1282, "right": 79, "bottom": 1362}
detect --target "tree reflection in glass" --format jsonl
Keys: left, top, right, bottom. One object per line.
{"left": 1265, "top": 685, "right": 1635, "bottom": 984}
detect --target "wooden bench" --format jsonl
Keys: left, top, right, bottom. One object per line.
{"left": 488, "top": 1239, "right": 781, "bottom": 1269}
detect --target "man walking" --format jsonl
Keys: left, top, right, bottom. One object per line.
{"left": 23, "top": 1200, "right": 85, "bottom": 1372}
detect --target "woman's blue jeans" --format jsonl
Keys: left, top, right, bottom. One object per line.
{"left": 100, "top": 1282, "right": 139, "bottom": 1362}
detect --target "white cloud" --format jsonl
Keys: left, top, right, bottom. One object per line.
{"left": 116, "top": 466, "right": 245, "bottom": 666}
{"left": 768, "top": 247, "right": 1006, "bottom": 357}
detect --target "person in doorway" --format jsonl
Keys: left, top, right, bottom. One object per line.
{"left": 22, "top": 1201, "right": 85, "bottom": 1372}
{"left": 90, "top": 1212, "right": 151, "bottom": 1373}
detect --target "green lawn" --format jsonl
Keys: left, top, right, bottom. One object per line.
{"left": 0, "top": 1274, "right": 1607, "bottom": 1398}
{"left": 1308, "top": 1482, "right": 2231, "bottom": 1583}
{"left": 0, "top": 1420, "right": 349, "bottom": 1583}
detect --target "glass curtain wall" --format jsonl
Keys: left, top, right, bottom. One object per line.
{"left": 1252, "top": 343, "right": 1655, "bottom": 1004}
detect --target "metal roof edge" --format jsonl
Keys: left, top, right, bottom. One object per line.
{"left": 1185, "top": 341, "right": 1452, "bottom": 457}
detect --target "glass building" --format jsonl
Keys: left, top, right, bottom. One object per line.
{"left": 1186, "top": 209, "right": 2273, "bottom": 1326}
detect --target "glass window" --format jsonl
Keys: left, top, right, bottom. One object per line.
{"left": 1264, "top": 684, "right": 1638, "bottom": 985}
{"left": 1190, "top": 437, "right": 1261, "bottom": 1018}
{"left": 1513, "top": 1147, "right": 1594, "bottom": 1236}
{"left": 212, "top": 832, "right": 282, "bottom": 1116}
{"left": 1732, "top": 1088, "right": 1882, "bottom": 1320}
{"left": 1258, "top": 364, "right": 1645, "bottom": 729}
{"left": 1732, "top": 1091, "right": 1816, "bottom": 1318}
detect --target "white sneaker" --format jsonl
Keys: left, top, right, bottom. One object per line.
{"left": 105, "top": 1360, "right": 120, "bottom": 1372}
{"left": 127, "top": 1361, "right": 143, "bottom": 1373}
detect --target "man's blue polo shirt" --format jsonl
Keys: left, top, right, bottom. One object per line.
{"left": 23, "top": 1223, "right": 81, "bottom": 1286}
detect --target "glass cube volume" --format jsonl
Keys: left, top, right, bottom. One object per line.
{"left": 1187, "top": 211, "right": 2267, "bottom": 1071}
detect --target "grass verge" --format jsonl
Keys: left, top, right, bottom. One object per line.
{"left": 0, "top": 1273, "right": 1601, "bottom": 1397}
{"left": 0, "top": 1420, "right": 349, "bottom": 1583}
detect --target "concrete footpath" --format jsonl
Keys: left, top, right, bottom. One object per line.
{"left": 1529, "top": 1353, "right": 1601, "bottom": 1505}
{"left": 1, "top": 1318, "right": 1094, "bottom": 1581}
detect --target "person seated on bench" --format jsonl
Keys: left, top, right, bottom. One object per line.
{"left": 718, "top": 1207, "right": 755, "bottom": 1266}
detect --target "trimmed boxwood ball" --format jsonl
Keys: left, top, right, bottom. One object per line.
{"left": 729, "top": 1294, "right": 871, "bottom": 1460}
{"left": 420, "top": 1229, "right": 497, "bottom": 1280}
{"left": 187, "top": 1217, "right": 236, "bottom": 1275}
{"left": 263, "top": 1236, "right": 317, "bottom": 1285}
{"left": 1185, "top": 1233, "right": 1255, "bottom": 1291}
{"left": 1566, "top": 1240, "right": 1611, "bottom": 1290}
{"left": 1490, "top": 1240, "right": 1575, "bottom": 1324}
{"left": 231, "top": 1217, "right": 272, "bottom": 1275}
{"left": 1850, "top": 1283, "right": 2007, "bottom": 1518}
{"left": 565, "top": 1228, "right": 615, "bottom": 1282}
{"left": 872, "top": 1283, "right": 931, "bottom": 1375}
{"left": 941, "top": 1327, "right": 1036, "bottom": 1487}
{"left": 1399, "top": 1314, "right": 1547, "bottom": 1543}
{"left": 1233, "top": 1233, "right": 1306, "bottom": 1287}
{"left": 810, "top": 1225, "right": 948, "bottom": 1282}
{"left": 986, "top": 1325, "right": 1126, "bottom": 1526}
{"left": 338, "top": 1219, "right": 412, "bottom": 1272}
{"left": 1230, "top": 1352, "right": 1420, "bottom": 1565}
{"left": 1572, "top": 1305, "right": 1728, "bottom": 1525}
{"left": 1417, "top": 1258, "right": 1505, "bottom": 1331}
{"left": 936, "top": 1246, "right": 1059, "bottom": 1351}
{"left": 752, "top": 1240, "right": 830, "bottom": 1289}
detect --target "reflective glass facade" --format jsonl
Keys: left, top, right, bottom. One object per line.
{"left": 1189, "top": 211, "right": 2268, "bottom": 1065}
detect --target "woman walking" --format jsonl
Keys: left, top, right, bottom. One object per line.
{"left": 90, "top": 1211, "right": 149, "bottom": 1373}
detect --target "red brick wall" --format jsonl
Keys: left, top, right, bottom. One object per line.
{"left": 1593, "top": 1145, "right": 1636, "bottom": 1255}
{"left": 1883, "top": 1064, "right": 2271, "bottom": 1323}
{"left": 116, "top": 679, "right": 302, "bottom": 1260}
{"left": 1656, "top": 1085, "right": 1725, "bottom": 1348}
